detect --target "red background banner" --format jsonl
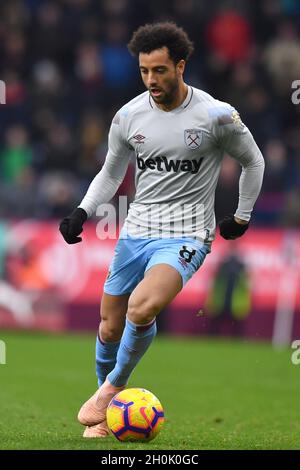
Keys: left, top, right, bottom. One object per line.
{"left": 1, "top": 222, "right": 299, "bottom": 337}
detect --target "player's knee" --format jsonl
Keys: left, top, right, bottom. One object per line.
{"left": 127, "top": 297, "right": 160, "bottom": 325}
{"left": 99, "top": 322, "right": 123, "bottom": 343}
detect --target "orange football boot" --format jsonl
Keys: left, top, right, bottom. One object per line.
{"left": 83, "top": 421, "right": 110, "bottom": 438}
{"left": 78, "top": 379, "right": 125, "bottom": 426}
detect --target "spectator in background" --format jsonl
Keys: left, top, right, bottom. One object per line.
{"left": 31, "top": 60, "right": 64, "bottom": 111}
{"left": 223, "top": 62, "right": 257, "bottom": 113}
{"left": 38, "top": 121, "right": 78, "bottom": 173}
{"left": 1, "top": 125, "right": 32, "bottom": 183}
{"left": 0, "top": 125, "right": 37, "bottom": 217}
{"left": 242, "top": 85, "right": 280, "bottom": 149}
{"left": 99, "top": 20, "right": 137, "bottom": 104}
{"left": 206, "top": 8, "right": 252, "bottom": 64}
{"left": 78, "top": 110, "right": 106, "bottom": 178}
{"left": 37, "top": 171, "right": 80, "bottom": 218}
{"left": 263, "top": 20, "right": 300, "bottom": 97}
{"left": 254, "top": 140, "right": 288, "bottom": 225}
{"left": 33, "top": 2, "right": 67, "bottom": 65}
{"left": 0, "top": 70, "right": 28, "bottom": 128}
{"left": 75, "top": 40, "right": 104, "bottom": 108}
{"left": 206, "top": 247, "right": 251, "bottom": 337}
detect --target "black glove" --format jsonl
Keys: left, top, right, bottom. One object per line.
{"left": 59, "top": 208, "right": 88, "bottom": 244}
{"left": 219, "top": 214, "right": 249, "bottom": 240}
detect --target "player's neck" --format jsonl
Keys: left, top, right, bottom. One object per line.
{"left": 157, "top": 82, "right": 188, "bottom": 112}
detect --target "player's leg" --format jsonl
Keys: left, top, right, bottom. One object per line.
{"left": 105, "top": 238, "right": 210, "bottom": 390}
{"left": 106, "top": 264, "right": 182, "bottom": 387}
{"left": 78, "top": 293, "right": 129, "bottom": 430}
{"left": 96, "top": 292, "right": 129, "bottom": 386}
{"left": 82, "top": 267, "right": 178, "bottom": 438}
{"left": 78, "top": 234, "right": 147, "bottom": 431}
{"left": 79, "top": 264, "right": 182, "bottom": 432}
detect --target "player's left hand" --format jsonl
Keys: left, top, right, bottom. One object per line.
{"left": 219, "top": 214, "right": 249, "bottom": 240}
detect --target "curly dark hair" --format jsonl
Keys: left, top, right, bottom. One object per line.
{"left": 127, "top": 22, "right": 194, "bottom": 64}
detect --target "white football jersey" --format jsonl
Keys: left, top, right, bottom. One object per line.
{"left": 79, "top": 86, "right": 265, "bottom": 242}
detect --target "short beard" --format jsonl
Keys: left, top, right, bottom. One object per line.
{"left": 154, "top": 79, "right": 179, "bottom": 105}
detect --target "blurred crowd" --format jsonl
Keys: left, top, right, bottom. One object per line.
{"left": 0, "top": 0, "right": 300, "bottom": 226}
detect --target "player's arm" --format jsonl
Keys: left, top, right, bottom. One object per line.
{"left": 214, "top": 107, "right": 265, "bottom": 240}
{"left": 59, "top": 113, "right": 133, "bottom": 244}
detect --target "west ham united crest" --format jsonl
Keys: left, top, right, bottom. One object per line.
{"left": 184, "top": 129, "right": 202, "bottom": 149}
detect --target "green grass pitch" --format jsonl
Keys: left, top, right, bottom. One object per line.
{"left": 0, "top": 331, "right": 299, "bottom": 450}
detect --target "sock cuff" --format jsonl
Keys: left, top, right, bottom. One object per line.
{"left": 126, "top": 316, "right": 156, "bottom": 332}
{"left": 97, "top": 333, "right": 120, "bottom": 346}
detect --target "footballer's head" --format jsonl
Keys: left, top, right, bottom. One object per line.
{"left": 128, "top": 22, "right": 194, "bottom": 106}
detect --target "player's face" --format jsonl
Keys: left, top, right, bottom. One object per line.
{"left": 139, "top": 47, "right": 185, "bottom": 106}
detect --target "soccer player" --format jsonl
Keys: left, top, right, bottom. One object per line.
{"left": 59, "top": 22, "right": 264, "bottom": 437}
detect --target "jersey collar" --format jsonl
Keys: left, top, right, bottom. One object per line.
{"left": 149, "top": 86, "right": 193, "bottom": 112}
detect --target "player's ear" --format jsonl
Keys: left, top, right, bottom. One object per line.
{"left": 176, "top": 59, "right": 185, "bottom": 75}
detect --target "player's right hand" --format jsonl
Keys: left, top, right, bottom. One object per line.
{"left": 59, "top": 208, "right": 88, "bottom": 244}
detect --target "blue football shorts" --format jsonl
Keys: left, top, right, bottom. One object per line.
{"left": 103, "top": 230, "right": 211, "bottom": 296}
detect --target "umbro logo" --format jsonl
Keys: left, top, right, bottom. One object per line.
{"left": 133, "top": 134, "right": 146, "bottom": 143}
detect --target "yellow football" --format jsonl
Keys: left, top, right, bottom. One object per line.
{"left": 106, "top": 388, "right": 165, "bottom": 442}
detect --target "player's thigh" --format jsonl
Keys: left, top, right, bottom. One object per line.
{"left": 127, "top": 264, "right": 182, "bottom": 324}
{"left": 100, "top": 292, "right": 130, "bottom": 339}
